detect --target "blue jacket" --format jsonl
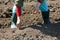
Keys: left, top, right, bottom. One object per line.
{"left": 39, "top": 0, "right": 49, "bottom": 11}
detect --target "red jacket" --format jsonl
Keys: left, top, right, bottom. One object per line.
{"left": 37, "top": 0, "right": 43, "bottom": 3}
{"left": 38, "top": 0, "right": 41, "bottom": 2}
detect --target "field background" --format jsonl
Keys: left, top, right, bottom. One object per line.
{"left": 0, "top": 0, "right": 60, "bottom": 40}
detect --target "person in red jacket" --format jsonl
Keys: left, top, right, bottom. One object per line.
{"left": 11, "top": 0, "right": 24, "bottom": 28}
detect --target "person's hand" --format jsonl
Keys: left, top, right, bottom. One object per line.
{"left": 16, "top": 17, "right": 21, "bottom": 28}
{"left": 32, "top": 9, "right": 39, "bottom": 14}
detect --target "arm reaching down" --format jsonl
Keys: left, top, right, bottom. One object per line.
{"left": 16, "top": 6, "right": 21, "bottom": 28}
{"left": 15, "top": 0, "right": 24, "bottom": 28}
{"left": 33, "top": 1, "right": 40, "bottom": 14}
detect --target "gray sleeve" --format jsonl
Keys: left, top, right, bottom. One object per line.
{"left": 15, "top": 0, "right": 24, "bottom": 7}
{"left": 15, "top": 0, "right": 20, "bottom": 6}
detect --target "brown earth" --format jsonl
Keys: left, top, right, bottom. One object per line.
{"left": 0, "top": 0, "right": 60, "bottom": 40}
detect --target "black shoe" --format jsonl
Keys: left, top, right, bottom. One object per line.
{"left": 42, "top": 10, "right": 51, "bottom": 24}
{"left": 44, "top": 20, "right": 51, "bottom": 24}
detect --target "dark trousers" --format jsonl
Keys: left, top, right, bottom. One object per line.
{"left": 12, "top": 13, "right": 17, "bottom": 25}
{"left": 41, "top": 10, "right": 50, "bottom": 24}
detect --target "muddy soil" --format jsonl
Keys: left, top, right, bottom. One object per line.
{"left": 0, "top": 0, "right": 60, "bottom": 40}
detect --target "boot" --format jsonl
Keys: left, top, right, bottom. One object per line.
{"left": 12, "top": 13, "right": 17, "bottom": 25}
{"left": 11, "top": 13, "right": 17, "bottom": 28}
{"left": 11, "top": 5, "right": 17, "bottom": 28}
{"left": 42, "top": 11, "right": 51, "bottom": 24}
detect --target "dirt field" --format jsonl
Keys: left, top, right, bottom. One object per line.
{"left": 0, "top": 0, "right": 60, "bottom": 40}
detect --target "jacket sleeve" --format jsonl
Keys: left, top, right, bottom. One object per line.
{"left": 16, "top": 6, "right": 21, "bottom": 17}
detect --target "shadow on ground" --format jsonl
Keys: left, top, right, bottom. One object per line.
{"left": 21, "top": 22, "right": 60, "bottom": 39}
